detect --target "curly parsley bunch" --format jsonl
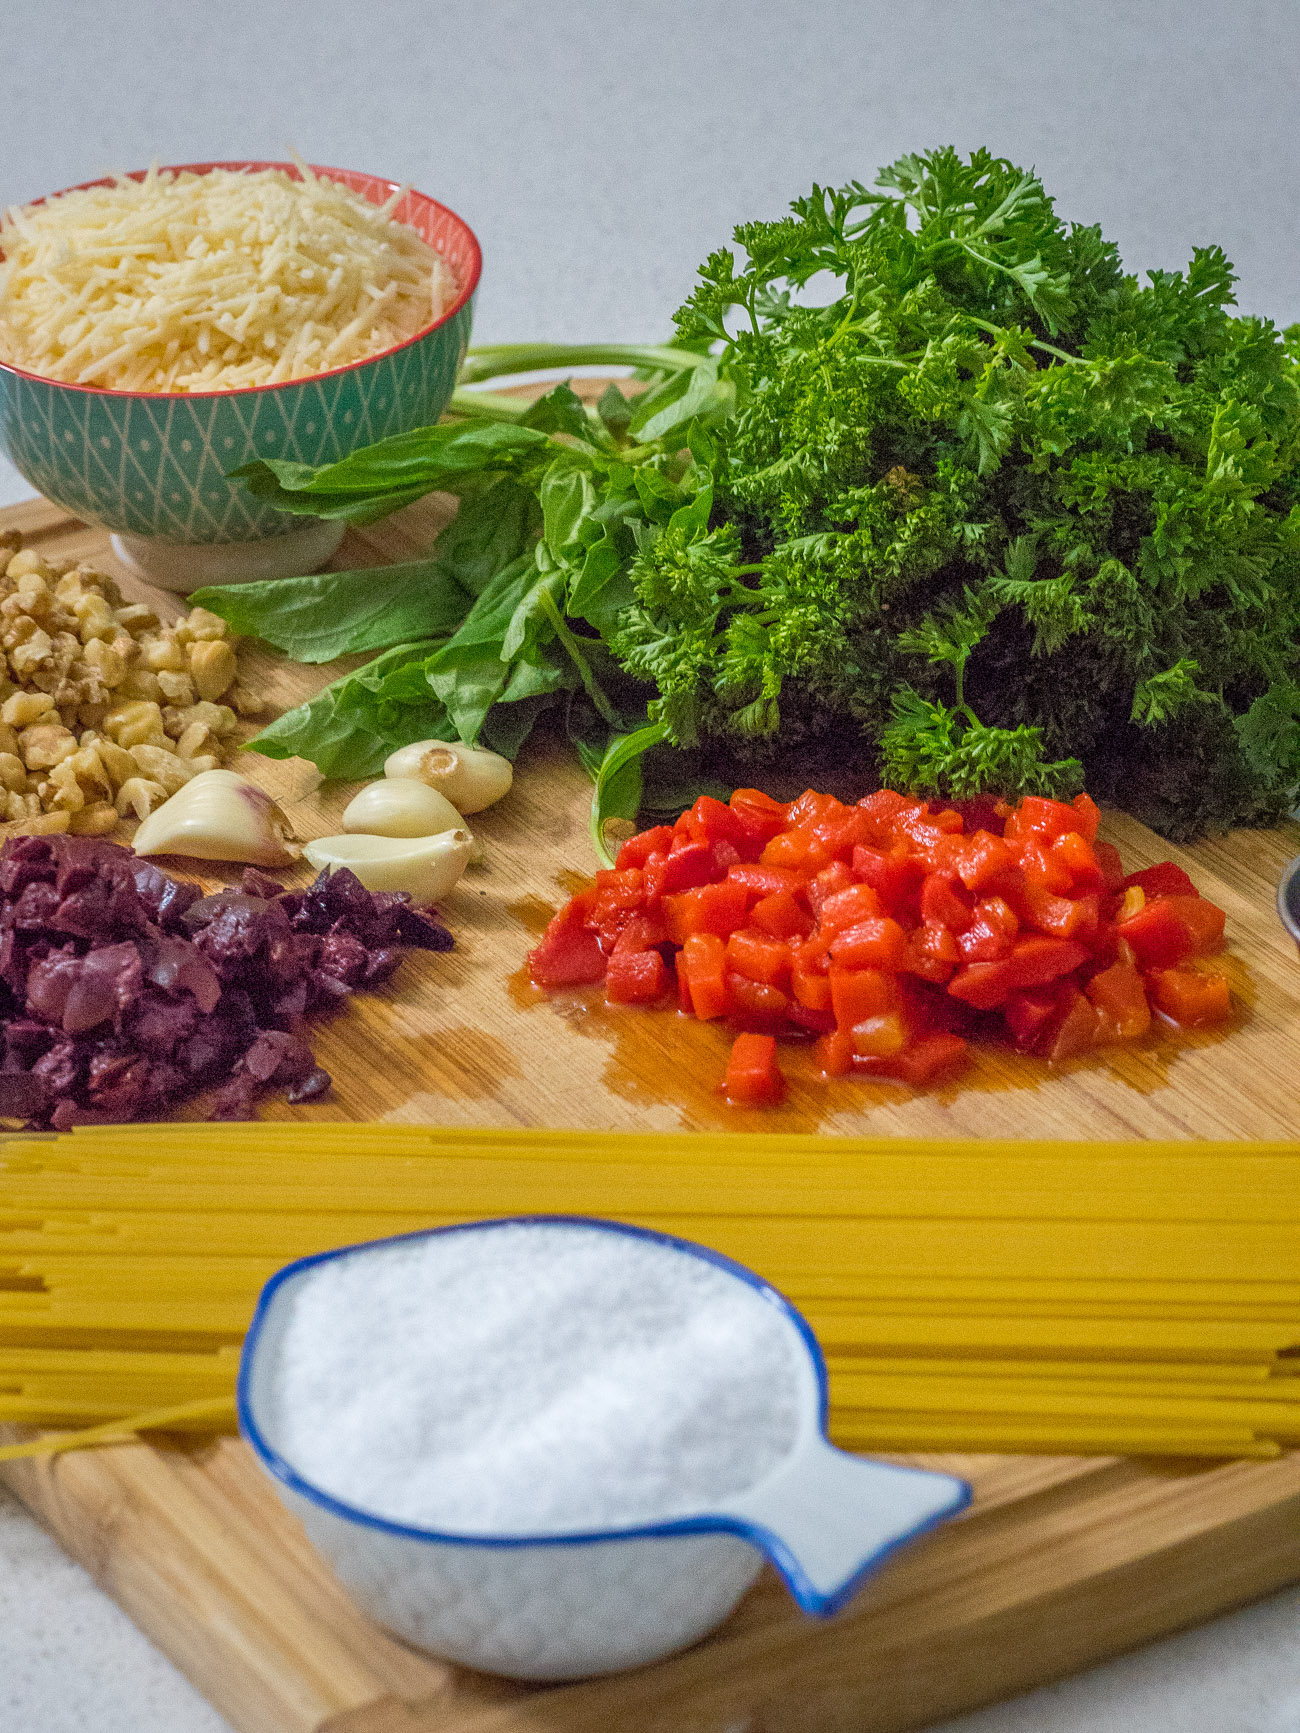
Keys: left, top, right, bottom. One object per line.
{"left": 223, "top": 148, "right": 1300, "bottom": 844}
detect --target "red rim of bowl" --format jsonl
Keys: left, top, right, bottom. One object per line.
{"left": 0, "top": 159, "right": 482, "bottom": 401}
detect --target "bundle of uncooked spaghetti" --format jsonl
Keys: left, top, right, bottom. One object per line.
{"left": 1, "top": 1126, "right": 1298, "bottom": 1462}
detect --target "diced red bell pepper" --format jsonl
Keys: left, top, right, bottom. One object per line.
{"left": 896, "top": 806, "right": 964, "bottom": 859}
{"left": 1117, "top": 894, "right": 1224, "bottom": 969}
{"left": 806, "top": 860, "right": 857, "bottom": 914}
{"left": 816, "top": 1026, "right": 855, "bottom": 1077}
{"left": 1044, "top": 985, "right": 1103, "bottom": 1061}
{"left": 528, "top": 898, "right": 607, "bottom": 987}
{"left": 828, "top": 916, "right": 909, "bottom": 971}
{"left": 1002, "top": 986, "right": 1066, "bottom": 1051}
{"left": 787, "top": 789, "right": 843, "bottom": 829}
{"left": 937, "top": 829, "right": 1016, "bottom": 892}
{"left": 1021, "top": 884, "right": 1100, "bottom": 941}
{"left": 725, "top": 972, "right": 791, "bottom": 1025}
{"left": 788, "top": 1001, "right": 836, "bottom": 1034}
{"left": 662, "top": 879, "right": 749, "bottom": 945}
{"left": 644, "top": 843, "right": 721, "bottom": 902}
{"left": 676, "top": 957, "right": 693, "bottom": 1013}
{"left": 1049, "top": 831, "right": 1105, "bottom": 892}
{"left": 605, "top": 949, "right": 667, "bottom": 1005}
{"left": 679, "top": 932, "right": 728, "bottom": 1019}
{"left": 1147, "top": 968, "right": 1231, "bottom": 1026}
{"left": 920, "top": 871, "right": 974, "bottom": 932}
{"left": 611, "top": 912, "right": 667, "bottom": 955}
{"left": 1071, "top": 792, "right": 1101, "bottom": 842}
{"left": 793, "top": 931, "right": 833, "bottom": 974}
{"left": 727, "top": 862, "right": 804, "bottom": 899}
{"left": 852, "top": 844, "right": 924, "bottom": 920}
{"left": 856, "top": 788, "right": 922, "bottom": 844}
{"left": 749, "top": 888, "right": 814, "bottom": 941}
{"left": 857, "top": 1031, "right": 969, "bottom": 1083}
{"left": 791, "top": 968, "right": 833, "bottom": 1012}
{"left": 592, "top": 868, "right": 646, "bottom": 939}
{"left": 1123, "top": 861, "right": 1198, "bottom": 900}
{"left": 1094, "top": 840, "right": 1127, "bottom": 892}
{"left": 729, "top": 788, "right": 790, "bottom": 848}
{"left": 1004, "top": 795, "right": 1088, "bottom": 845}
{"left": 726, "top": 929, "right": 793, "bottom": 988}
{"left": 829, "top": 966, "right": 892, "bottom": 1026}
{"left": 947, "top": 937, "right": 1090, "bottom": 1009}
{"left": 956, "top": 896, "right": 1020, "bottom": 962}
{"left": 850, "top": 1011, "right": 907, "bottom": 1058}
{"left": 807, "top": 806, "right": 872, "bottom": 866}
{"left": 1019, "top": 838, "right": 1074, "bottom": 894}
{"left": 594, "top": 866, "right": 644, "bottom": 897}
{"left": 1085, "top": 959, "right": 1151, "bottom": 1040}
{"left": 903, "top": 921, "right": 961, "bottom": 983}
{"left": 724, "top": 1032, "right": 784, "bottom": 1105}
{"left": 882, "top": 1032, "right": 969, "bottom": 1085}
{"left": 615, "top": 825, "right": 674, "bottom": 870}
{"left": 681, "top": 795, "right": 750, "bottom": 855}
{"left": 761, "top": 828, "right": 814, "bottom": 870}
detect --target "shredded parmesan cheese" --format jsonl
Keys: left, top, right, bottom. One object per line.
{"left": 0, "top": 163, "right": 455, "bottom": 392}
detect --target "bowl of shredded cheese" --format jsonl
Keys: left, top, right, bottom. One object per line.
{"left": 0, "top": 160, "right": 479, "bottom": 590}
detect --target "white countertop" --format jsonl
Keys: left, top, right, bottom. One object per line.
{"left": 4, "top": 2, "right": 1300, "bottom": 1727}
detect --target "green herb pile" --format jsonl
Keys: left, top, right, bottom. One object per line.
{"left": 198, "top": 148, "right": 1300, "bottom": 851}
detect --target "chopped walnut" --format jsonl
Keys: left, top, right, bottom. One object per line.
{"left": 0, "top": 535, "right": 246, "bottom": 833}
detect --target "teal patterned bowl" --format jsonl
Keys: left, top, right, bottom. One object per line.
{"left": 0, "top": 161, "right": 479, "bottom": 591}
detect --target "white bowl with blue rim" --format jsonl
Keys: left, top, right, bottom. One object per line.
{"left": 238, "top": 1216, "right": 970, "bottom": 1681}
{"left": 0, "top": 160, "right": 479, "bottom": 593}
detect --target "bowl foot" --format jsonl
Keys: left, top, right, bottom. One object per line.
{"left": 110, "top": 518, "right": 346, "bottom": 594}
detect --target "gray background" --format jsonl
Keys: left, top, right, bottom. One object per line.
{"left": 3, "top": 1, "right": 1300, "bottom": 1727}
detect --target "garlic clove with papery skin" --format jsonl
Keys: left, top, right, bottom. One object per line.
{"left": 341, "top": 779, "right": 466, "bottom": 839}
{"left": 382, "top": 740, "right": 512, "bottom": 814}
{"left": 303, "top": 829, "right": 472, "bottom": 905}
{"left": 132, "top": 769, "right": 301, "bottom": 867}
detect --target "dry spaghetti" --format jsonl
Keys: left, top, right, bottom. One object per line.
{"left": 1, "top": 1126, "right": 1298, "bottom": 1461}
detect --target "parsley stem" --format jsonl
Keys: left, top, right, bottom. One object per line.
{"left": 966, "top": 317, "right": 1076, "bottom": 366}
{"left": 458, "top": 344, "right": 705, "bottom": 385}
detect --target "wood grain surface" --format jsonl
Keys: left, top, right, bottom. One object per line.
{"left": 3, "top": 487, "right": 1300, "bottom": 1733}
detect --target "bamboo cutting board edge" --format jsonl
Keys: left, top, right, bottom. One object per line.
{"left": 3, "top": 487, "right": 1300, "bottom": 1733}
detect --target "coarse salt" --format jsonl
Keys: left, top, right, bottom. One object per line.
{"left": 259, "top": 1222, "right": 803, "bottom": 1535}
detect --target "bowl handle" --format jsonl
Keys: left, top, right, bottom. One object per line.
{"left": 715, "top": 1437, "right": 969, "bottom": 1616}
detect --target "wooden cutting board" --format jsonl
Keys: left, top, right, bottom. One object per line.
{"left": 3, "top": 485, "right": 1300, "bottom": 1733}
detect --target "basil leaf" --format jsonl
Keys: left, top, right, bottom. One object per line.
{"left": 567, "top": 532, "right": 623, "bottom": 620}
{"left": 541, "top": 462, "right": 598, "bottom": 562}
{"left": 244, "top": 642, "right": 445, "bottom": 779}
{"left": 589, "top": 719, "right": 670, "bottom": 865}
{"left": 190, "top": 561, "right": 468, "bottom": 664}
{"left": 423, "top": 556, "right": 538, "bottom": 740}
{"left": 629, "top": 356, "right": 730, "bottom": 444}
{"left": 521, "top": 383, "right": 597, "bottom": 442}
{"left": 242, "top": 421, "right": 550, "bottom": 495}
{"left": 480, "top": 694, "right": 557, "bottom": 759}
{"left": 193, "top": 481, "right": 536, "bottom": 662}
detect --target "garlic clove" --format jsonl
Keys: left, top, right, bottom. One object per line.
{"left": 133, "top": 768, "right": 301, "bottom": 867}
{"left": 303, "top": 829, "right": 472, "bottom": 905}
{"left": 341, "top": 779, "right": 466, "bottom": 839}
{"left": 382, "top": 739, "right": 512, "bottom": 814}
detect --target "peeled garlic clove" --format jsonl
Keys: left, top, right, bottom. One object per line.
{"left": 133, "top": 769, "right": 301, "bottom": 867}
{"left": 382, "top": 740, "right": 512, "bottom": 814}
{"left": 303, "top": 828, "right": 472, "bottom": 905}
{"left": 341, "top": 779, "right": 466, "bottom": 839}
